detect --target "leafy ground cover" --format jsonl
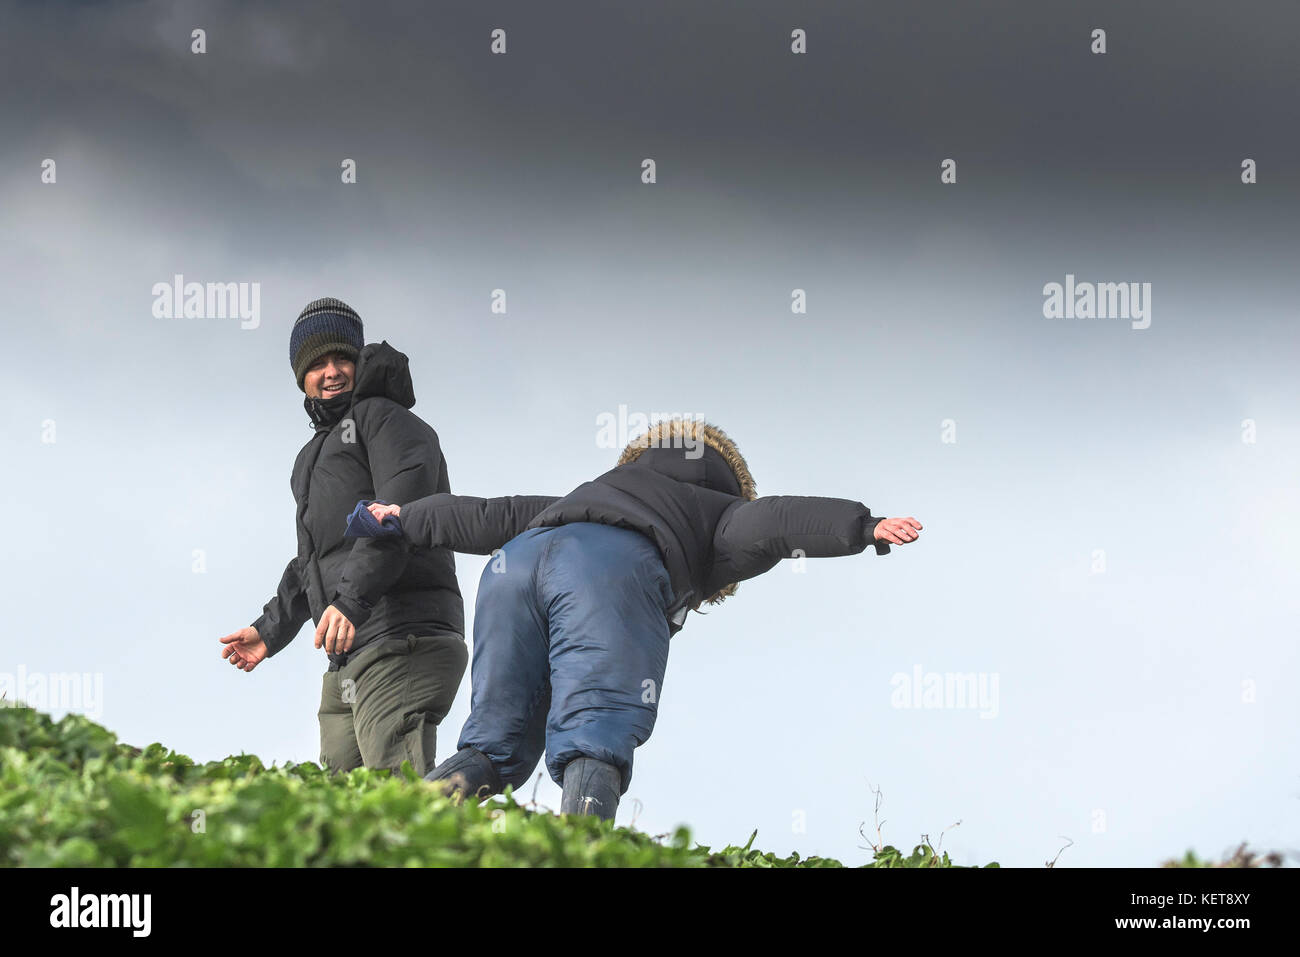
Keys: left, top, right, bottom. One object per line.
{"left": 0, "top": 706, "right": 1278, "bottom": 868}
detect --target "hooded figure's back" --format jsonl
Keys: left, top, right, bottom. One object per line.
{"left": 399, "top": 417, "right": 889, "bottom": 636}
{"left": 524, "top": 419, "right": 890, "bottom": 632}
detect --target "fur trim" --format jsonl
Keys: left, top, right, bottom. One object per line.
{"left": 617, "top": 418, "right": 755, "bottom": 608}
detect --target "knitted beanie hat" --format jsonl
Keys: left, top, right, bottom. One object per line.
{"left": 290, "top": 298, "right": 365, "bottom": 391}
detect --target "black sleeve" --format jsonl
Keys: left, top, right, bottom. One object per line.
{"left": 401, "top": 494, "right": 562, "bottom": 555}
{"left": 705, "top": 495, "right": 889, "bottom": 592}
{"left": 332, "top": 401, "right": 444, "bottom": 628}
{"left": 251, "top": 557, "right": 312, "bottom": 658}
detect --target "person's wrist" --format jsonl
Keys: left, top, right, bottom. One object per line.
{"left": 331, "top": 593, "right": 372, "bottom": 629}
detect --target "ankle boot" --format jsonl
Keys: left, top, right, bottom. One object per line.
{"left": 425, "top": 747, "right": 502, "bottom": 803}
{"left": 560, "top": 757, "right": 621, "bottom": 821}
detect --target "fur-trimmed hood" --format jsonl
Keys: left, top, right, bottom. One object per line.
{"left": 616, "top": 419, "right": 755, "bottom": 499}
{"left": 617, "top": 418, "right": 755, "bottom": 607}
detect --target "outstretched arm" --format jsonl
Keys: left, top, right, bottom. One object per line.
{"left": 705, "top": 495, "right": 919, "bottom": 592}
{"left": 391, "top": 494, "right": 561, "bottom": 555}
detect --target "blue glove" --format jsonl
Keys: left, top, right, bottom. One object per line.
{"left": 344, "top": 500, "right": 404, "bottom": 539}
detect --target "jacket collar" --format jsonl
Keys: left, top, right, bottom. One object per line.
{"left": 301, "top": 340, "right": 418, "bottom": 431}
{"left": 304, "top": 390, "right": 354, "bottom": 431}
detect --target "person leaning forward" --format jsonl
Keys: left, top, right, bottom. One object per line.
{"left": 356, "top": 418, "right": 921, "bottom": 821}
{"left": 219, "top": 297, "right": 467, "bottom": 776}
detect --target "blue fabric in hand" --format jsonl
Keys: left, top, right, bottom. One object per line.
{"left": 344, "top": 500, "right": 404, "bottom": 539}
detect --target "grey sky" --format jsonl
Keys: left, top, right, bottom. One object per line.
{"left": 2, "top": 1, "right": 1297, "bottom": 867}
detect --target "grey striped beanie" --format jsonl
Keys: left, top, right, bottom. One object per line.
{"left": 290, "top": 298, "right": 365, "bottom": 391}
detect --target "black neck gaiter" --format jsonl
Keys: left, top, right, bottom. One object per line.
{"left": 304, "top": 390, "right": 354, "bottom": 430}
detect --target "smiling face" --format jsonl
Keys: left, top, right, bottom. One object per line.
{"left": 303, "top": 352, "right": 356, "bottom": 400}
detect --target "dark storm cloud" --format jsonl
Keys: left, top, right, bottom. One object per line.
{"left": 3, "top": 0, "right": 1296, "bottom": 368}
{"left": 5, "top": 1, "right": 1298, "bottom": 227}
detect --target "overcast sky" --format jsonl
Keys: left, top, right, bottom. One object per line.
{"left": 2, "top": 0, "right": 1298, "bottom": 867}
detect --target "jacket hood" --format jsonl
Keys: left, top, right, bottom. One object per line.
{"left": 304, "top": 340, "right": 415, "bottom": 430}
{"left": 351, "top": 340, "right": 416, "bottom": 409}
{"left": 617, "top": 418, "right": 755, "bottom": 607}
{"left": 616, "top": 418, "right": 755, "bottom": 499}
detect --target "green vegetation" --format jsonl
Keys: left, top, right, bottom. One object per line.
{"left": 5, "top": 706, "right": 1277, "bottom": 868}
{"left": 0, "top": 706, "right": 1000, "bottom": 867}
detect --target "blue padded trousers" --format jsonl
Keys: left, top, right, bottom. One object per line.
{"left": 455, "top": 522, "right": 674, "bottom": 795}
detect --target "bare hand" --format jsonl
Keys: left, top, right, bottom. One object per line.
{"left": 314, "top": 605, "right": 356, "bottom": 655}
{"left": 367, "top": 502, "right": 401, "bottom": 523}
{"left": 874, "top": 517, "right": 922, "bottom": 545}
{"left": 220, "top": 626, "right": 268, "bottom": 672}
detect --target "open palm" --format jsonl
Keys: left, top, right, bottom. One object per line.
{"left": 220, "top": 626, "right": 268, "bottom": 672}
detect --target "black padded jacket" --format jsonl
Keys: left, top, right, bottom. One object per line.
{"left": 399, "top": 443, "right": 887, "bottom": 636}
{"left": 251, "top": 341, "right": 464, "bottom": 665}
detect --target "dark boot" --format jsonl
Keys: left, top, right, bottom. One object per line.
{"left": 425, "top": 747, "right": 502, "bottom": 803}
{"left": 560, "top": 757, "right": 622, "bottom": 821}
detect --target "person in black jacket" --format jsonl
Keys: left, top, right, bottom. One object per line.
{"left": 354, "top": 417, "right": 921, "bottom": 819}
{"left": 218, "top": 298, "right": 468, "bottom": 777}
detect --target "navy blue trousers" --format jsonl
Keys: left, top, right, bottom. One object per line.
{"left": 456, "top": 522, "right": 674, "bottom": 794}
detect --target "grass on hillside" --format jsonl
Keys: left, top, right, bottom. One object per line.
{"left": 0, "top": 704, "right": 1281, "bottom": 868}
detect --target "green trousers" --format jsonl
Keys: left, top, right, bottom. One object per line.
{"left": 317, "top": 633, "right": 467, "bottom": 777}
